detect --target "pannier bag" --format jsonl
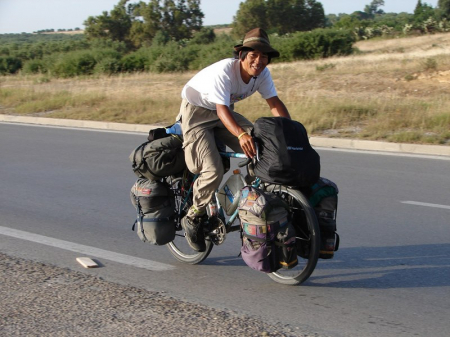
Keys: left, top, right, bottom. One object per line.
{"left": 252, "top": 117, "right": 320, "bottom": 187}
{"left": 239, "top": 186, "right": 298, "bottom": 273}
{"left": 309, "top": 177, "right": 340, "bottom": 259}
{"left": 130, "top": 178, "right": 175, "bottom": 245}
{"left": 130, "top": 129, "right": 186, "bottom": 181}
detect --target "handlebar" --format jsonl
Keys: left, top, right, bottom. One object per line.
{"left": 219, "top": 142, "right": 259, "bottom": 168}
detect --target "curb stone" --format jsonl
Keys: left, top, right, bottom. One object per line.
{"left": 1, "top": 114, "right": 450, "bottom": 158}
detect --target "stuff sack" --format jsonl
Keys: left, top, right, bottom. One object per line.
{"left": 130, "top": 178, "right": 175, "bottom": 245}
{"left": 309, "top": 177, "right": 340, "bottom": 259}
{"left": 130, "top": 131, "right": 186, "bottom": 181}
{"left": 252, "top": 117, "right": 320, "bottom": 187}
{"left": 239, "top": 186, "right": 297, "bottom": 273}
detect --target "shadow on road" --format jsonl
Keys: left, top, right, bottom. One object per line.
{"left": 308, "top": 243, "right": 450, "bottom": 288}
{"left": 203, "top": 243, "right": 450, "bottom": 289}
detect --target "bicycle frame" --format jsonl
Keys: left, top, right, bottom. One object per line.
{"left": 177, "top": 151, "right": 255, "bottom": 234}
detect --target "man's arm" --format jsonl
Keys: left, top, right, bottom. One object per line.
{"left": 216, "top": 104, "right": 256, "bottom": 158}
{"left": 266, "top": 96, "right": 291, "bottom": 119}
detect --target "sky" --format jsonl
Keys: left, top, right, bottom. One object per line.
{"left": 0, "top": 0, "right": 440, "bottom": 34}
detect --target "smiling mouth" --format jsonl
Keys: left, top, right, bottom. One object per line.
{"left": 251, "top": 65, "right": 262, "bottom": 72}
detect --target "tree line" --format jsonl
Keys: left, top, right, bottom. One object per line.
{"left": 1, "top": 0, "right": 449, "bottom": 76}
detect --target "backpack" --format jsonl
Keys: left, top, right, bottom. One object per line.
{"left": 130, "top": 178, "right": 175, "bottom": 245}
{"left": 252, "top": 117, "right": 320, "bottom": 187}
{"left": 309, "top": 177, "right": 340, "bottom": 259}
{"left": 239, "top": 186, "right": 298, "bottom": 273}
{"left": 130, "top": 129, "right": 186, "bottom": 181}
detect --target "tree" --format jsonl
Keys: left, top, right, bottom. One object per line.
{"left": 84, "top": 0, "right": 204, "bottom": 50}
{"left": 438, "top": 0, "right": 450, "bottom": 18}
{"left": 232, "top": 0, "right": 325, "bottom": 37}
{"left": 364, "top": 0, "right": 385, "bottom": 17}
{"left": 160, "top": 0, "right": 204, "bottom": 41}
{"left": 129, "top": 0, "right": 163, "bottom": 47}
{"left": 84, "top": 0, "right": 133, "bottom": 47}
{"left": 413, "top": 0, "right": 436, "bottom": 28}
{"left": 232, "top": 0, "right": 268, "bottom": 38}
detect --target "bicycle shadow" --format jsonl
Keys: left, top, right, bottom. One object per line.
{"left": 308, "top": 243, "right": 450, "bottom": 289}
{"left": 205, "top": 243, "right": 450, "bottom": 289}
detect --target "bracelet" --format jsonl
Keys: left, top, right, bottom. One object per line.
{"left": 237, "top": 132, "right": 248, "bottom": 140}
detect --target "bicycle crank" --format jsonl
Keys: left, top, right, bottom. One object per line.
{"left": 207, "top": 216, "right": 226, "bottom": 245}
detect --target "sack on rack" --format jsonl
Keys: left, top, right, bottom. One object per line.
{"left": 252, "top": 117, "right": 320, "bottom": 187}
{"left": 130, "top": 129, "right": 186, "bottom": 181}
{"left": 309, "top": 177, "right": 340, "bottom": 259}
{"left": 130, "top": 178, "right": 175, "bottom": 245}
{"left": 239, "top": 186, "right": 297, "bottom": 273}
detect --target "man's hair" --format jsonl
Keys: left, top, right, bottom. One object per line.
{"left": 234, "top": 47, "right": 272, "bottom": 64}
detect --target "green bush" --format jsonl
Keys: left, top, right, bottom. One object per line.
{"left": 94, "top": 57, "right": 121, "bottom": 75}
{"left": 0, "top": 56, "right": 22, "bottom": 74}
{"left": 52, "top": 51, "right": 97, "bottom": 77}
{"left": 22, "top": 59, "right": 47, "bottom": 74}
{"left": 274, "top": 28, "right": 355, "bottom": 62}
{"left": 0, "top": 29, "right": 356, "bottom": 77}
{"left": 119, "top": 52, "right": 148, "bottom": 72}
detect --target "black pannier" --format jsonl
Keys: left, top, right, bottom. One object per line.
{"left": 131, "top": 178, "right": 175, "bottom": 245}
{"left": 252, "top": 117, "right": 320, "bottom": 187}
{"left": 309, "top": 177, "right": 340, "bottom": 259}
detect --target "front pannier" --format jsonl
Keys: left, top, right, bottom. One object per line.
{"left": 239, "top": 186, "right": 298, "bottom": 273}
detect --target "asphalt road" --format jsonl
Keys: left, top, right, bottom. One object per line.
{"left": 1, "top": 122, "right": 449, "bottom": 336}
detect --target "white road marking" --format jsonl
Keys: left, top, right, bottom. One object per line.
{"left": 0, "top": 226, "right": 175, "bottom": 271}
{"left": 401, "top": 201, "right": 450, "bottom": 210}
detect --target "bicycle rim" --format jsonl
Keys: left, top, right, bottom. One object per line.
{"left": 265, "top": 185, "right": 320, "bottom": 285}
{"left": 165, "top": 177, "right": 213, "bottom": 264}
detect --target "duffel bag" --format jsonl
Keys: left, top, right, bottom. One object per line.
{"left": 130, "top": 131, "right": 186, "bottom": 181}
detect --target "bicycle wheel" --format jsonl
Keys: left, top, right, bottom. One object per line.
{"left": 265, "top": 185, "right": 320, "bottom": 285}
{"left": 166, "top": 177, "right": 213, "bottom": 264}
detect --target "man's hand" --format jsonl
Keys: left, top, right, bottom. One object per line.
{"left": 216, "top": 104, "right": 256, "bottom": 158}
{"left": 238, "top": 133, "right": 256, "bottom": 159}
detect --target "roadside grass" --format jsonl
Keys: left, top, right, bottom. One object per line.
{"left": 1, "top": 33, "right": 449, "bottom": 145}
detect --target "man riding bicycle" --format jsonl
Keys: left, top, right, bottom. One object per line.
{"left": 177, "top": 28, "right": 291, "bottom": 252}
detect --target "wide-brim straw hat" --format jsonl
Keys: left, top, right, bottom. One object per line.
{"left": 234, "top": 28, "right": 280, "bottom": 58}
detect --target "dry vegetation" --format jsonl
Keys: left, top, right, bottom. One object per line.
{"left": 1, "top": 33, "right": 449, "bottom": 145}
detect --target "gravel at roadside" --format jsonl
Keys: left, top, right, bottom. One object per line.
{"left": 0, "top": 253, "right": 317, "bottom": 337}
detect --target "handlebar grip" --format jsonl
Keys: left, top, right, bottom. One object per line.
{"left": 238, "top": 158, "right": 252, "bottom": 168}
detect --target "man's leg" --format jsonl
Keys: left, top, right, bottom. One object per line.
{"left": 182, "top": 128, "right": 224, "bottom": 251}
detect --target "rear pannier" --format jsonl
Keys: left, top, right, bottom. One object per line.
{"left": 130, "top": 178, "right": 175, "bottom": 245}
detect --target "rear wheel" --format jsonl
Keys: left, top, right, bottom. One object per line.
{"left": 265, "top": 185, "right": 320, "bottom": 285}
{"left": 166, "top": 176, "right": 213, "bottom": 264}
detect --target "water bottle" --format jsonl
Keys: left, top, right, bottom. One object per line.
{"left": 208, "top": 200, "right": 218, "bottom": 217}
{"left": 166, "top": 121, "right": 182, "bottom": 135}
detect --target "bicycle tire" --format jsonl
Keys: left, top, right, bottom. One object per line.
{"left": 166, "top": 177, "right": 213, "bottom": 264}
{"left": 265, "top": 185, "right": 320, "bottom": 285}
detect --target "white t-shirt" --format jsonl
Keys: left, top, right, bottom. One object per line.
{"left": 181, "top": 58, "right": 277, "bottom": 110}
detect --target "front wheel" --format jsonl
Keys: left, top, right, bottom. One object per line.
{"left": 165, "top": 176, "right": 213, "bottom": 264}
{"left": 265, "top": 185, "right": 320, "bottom": 285}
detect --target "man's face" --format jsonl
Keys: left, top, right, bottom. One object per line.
{"left": 241, "top": 50, "right": 269, "bottom": 78}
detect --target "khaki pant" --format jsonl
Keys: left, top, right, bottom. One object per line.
{"left": 178, "top": 99, "right": 253, "bottom": 214}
